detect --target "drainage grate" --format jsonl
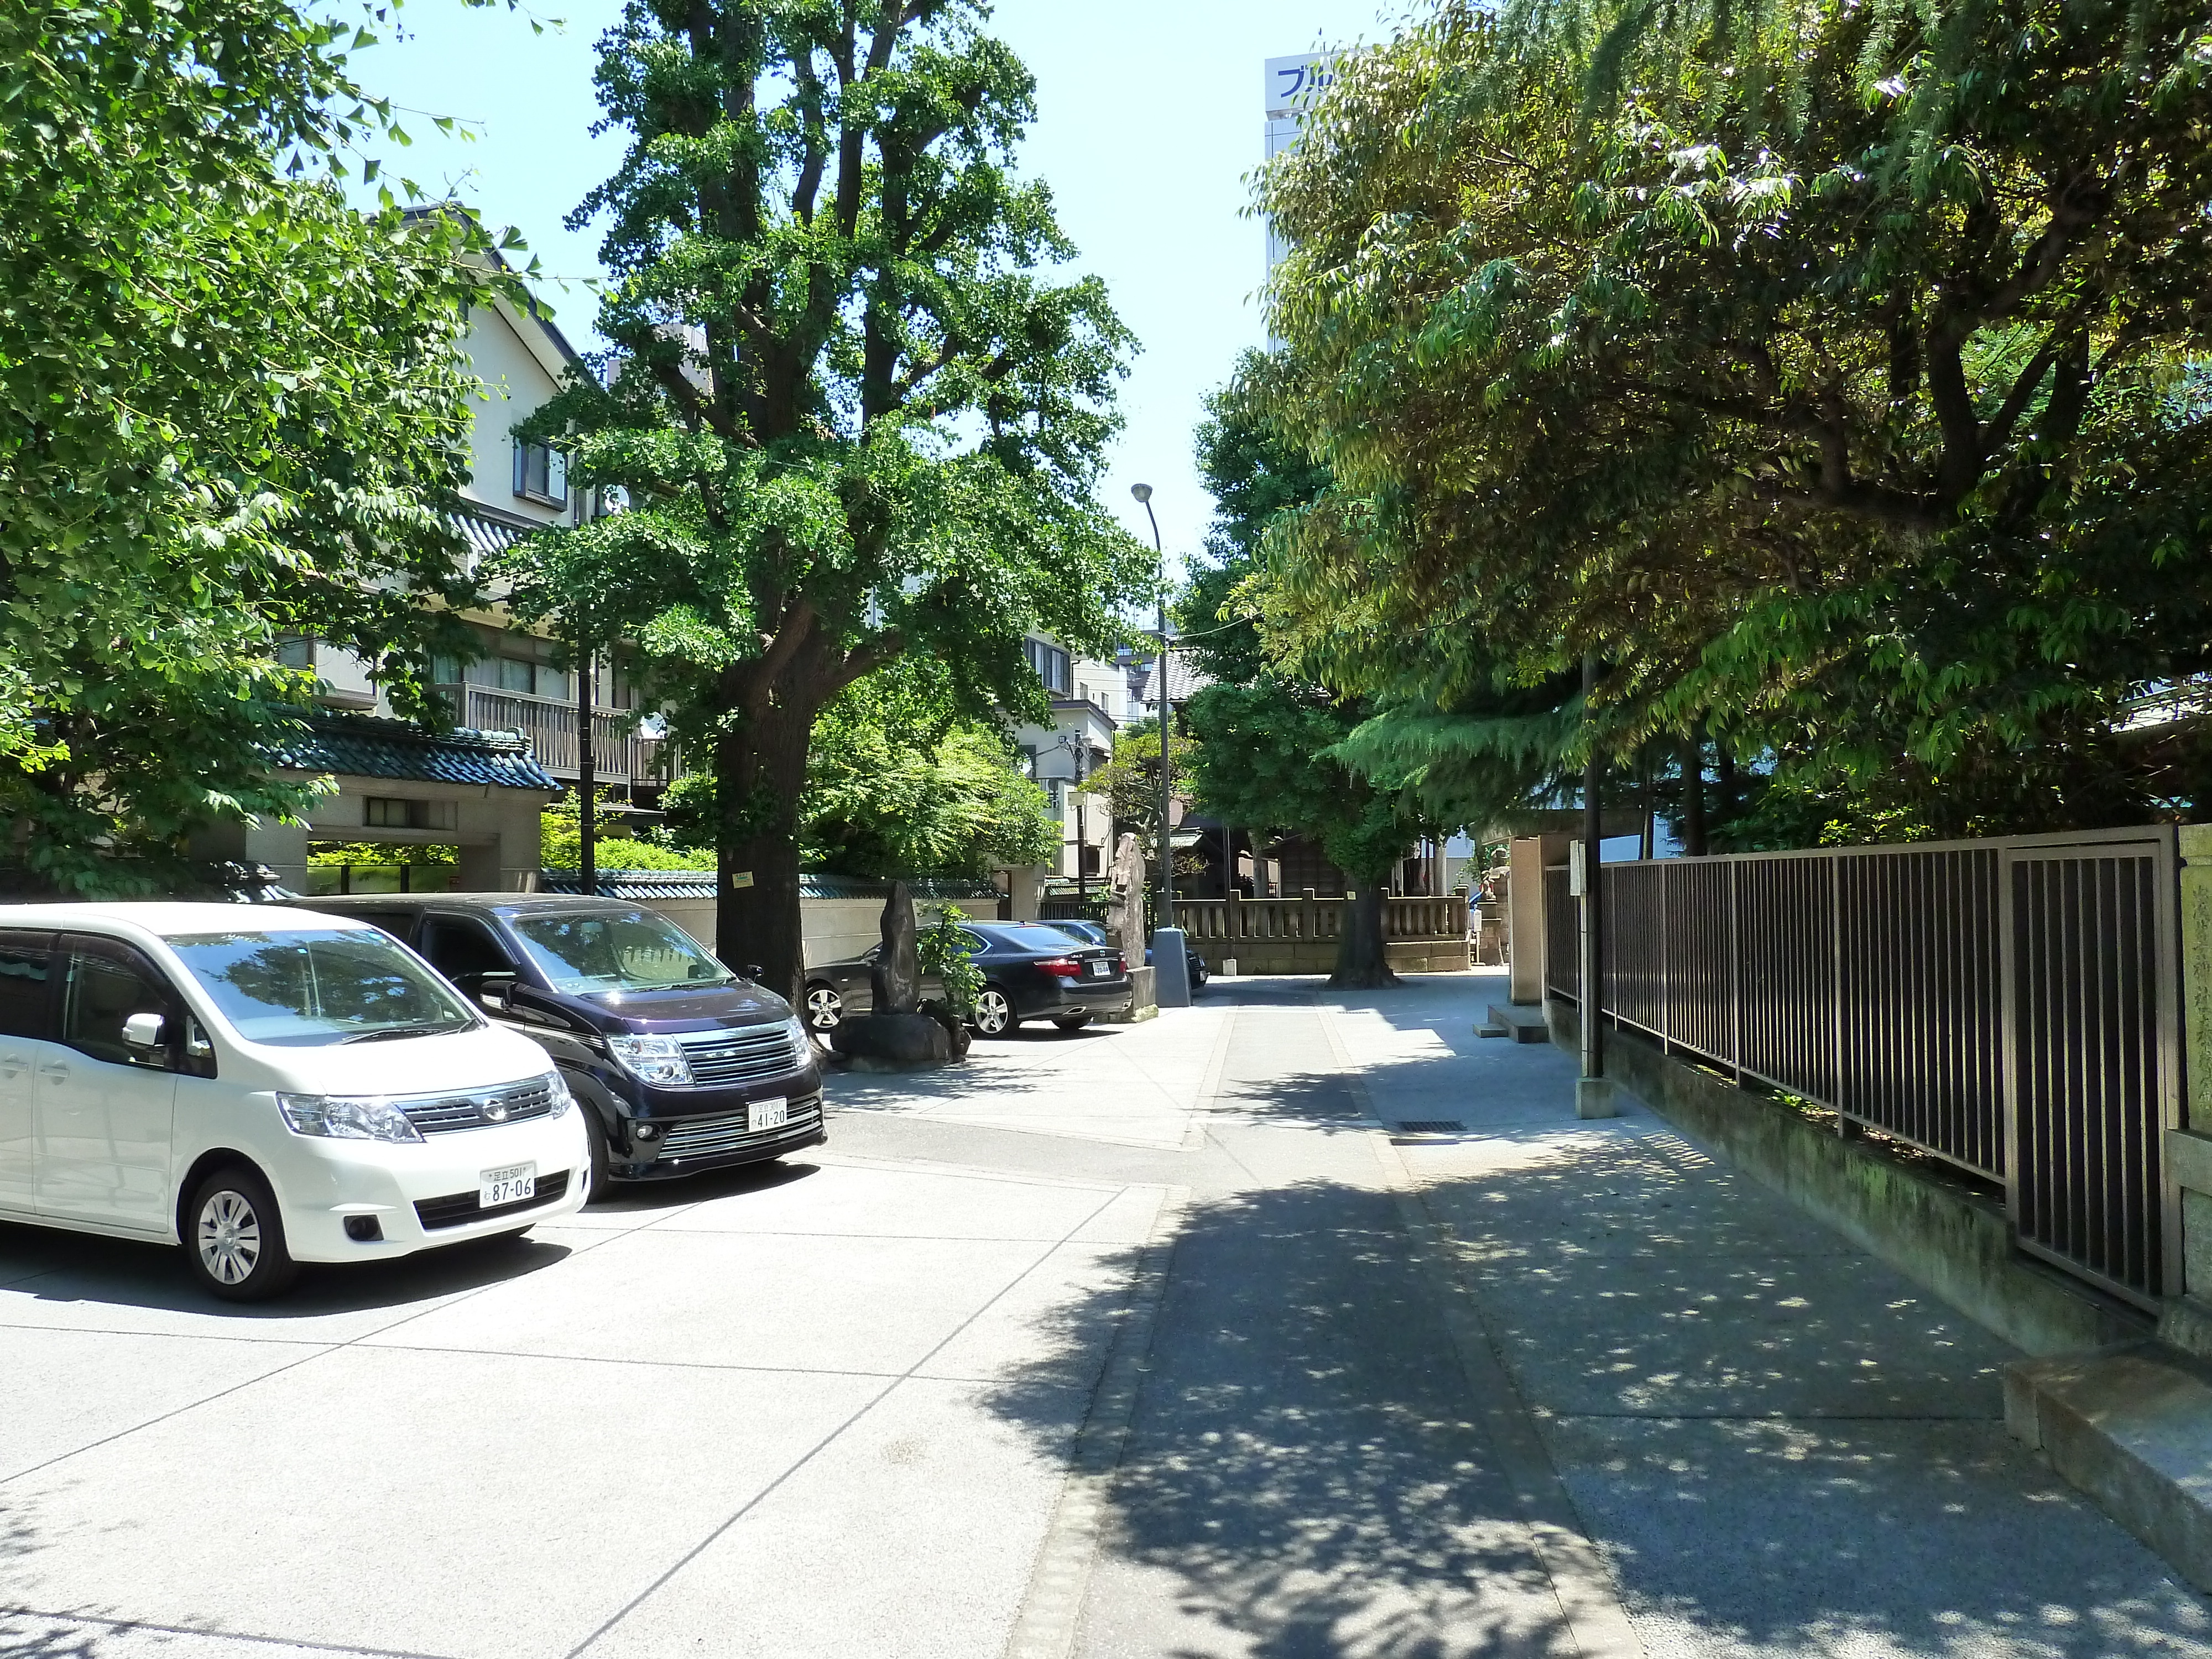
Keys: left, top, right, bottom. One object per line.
{"left": 1394, "top": 1120, "right": 1464, "bottom": 1134}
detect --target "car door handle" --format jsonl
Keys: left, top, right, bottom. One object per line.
{"left": 0, "top": 1052, "right": 23, "bottom": 1079}
{"left": 36, "top": 1060, "right": 68, "bottom": 1084}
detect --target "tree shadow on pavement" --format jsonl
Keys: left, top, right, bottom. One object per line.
{"left": 983, "top": 1166, "right": 2212, "bottom": 1659}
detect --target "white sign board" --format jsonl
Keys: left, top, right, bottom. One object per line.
{"left": 1264, "top": 54, "right": 1337, "bottom": 118}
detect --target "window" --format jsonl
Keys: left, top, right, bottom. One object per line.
{"left": 505, "top": 909, "right": 733, "bottom": 994}
{"left": 497, "top": 657, "right": 535, "bottom": 694}
{"left": 1024, "top": 638, "right": 1071, "bottom": 696}
{"left": 430, "top": 654, "right": 463, "bottom": 686}
{"left": 418, "top": 917, "right": 518, "bottom": 992}
{"left": 275, "top": 638, "right": 314, "bottom": 671}
{"left": 167, "top": 928, "right": 475, "bottom": 1046}
{"left": 0, "top": 931, "right": 52, "bottom": 1039}
{"left": 537, "top": 662, "right": 571, "bottom": 701}
{"left": 513, "top": 438, "right": 568, "bottom": 507}
{"left": 364, "top": 797, "right": 458, "bottom": 831}
{"left": 59, "top": 938, "right": 180, "bottom": 1070}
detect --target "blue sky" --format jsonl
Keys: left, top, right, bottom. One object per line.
{"left": 349, "top": 0, "right": 1401, "bottom": 568}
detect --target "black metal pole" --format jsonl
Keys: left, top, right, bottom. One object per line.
{"left": 577, "top": 647, "right": 597, "bottom": 898}
{"left": 1579, "top": 652, "right": 1606, "bottom": 1107}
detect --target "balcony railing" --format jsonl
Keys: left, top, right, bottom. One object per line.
{"left": 450, "top": 685, "right": 672, "bottom": 785}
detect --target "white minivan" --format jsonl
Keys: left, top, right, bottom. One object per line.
{"left": 0, "top": 903, "right": 591, "bottom": 1300}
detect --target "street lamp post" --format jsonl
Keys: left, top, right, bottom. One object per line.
{"left": 1055, "top": 731, "right": 1092, "bottom": 902}
{"left": 1131, "top": 483, "right": 1190, "bottom": 1008}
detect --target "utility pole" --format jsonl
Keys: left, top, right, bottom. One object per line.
{"left": 1577, "top": 651, "right": 1612, "bottom": 1117}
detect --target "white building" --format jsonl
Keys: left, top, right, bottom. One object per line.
{"left": 1009, "top": 635, "right": 1130, "bottom": 883}
{"left": 1264, "top": 53, "right": 1337, "bottom": 276}
{"left": 196, "top": 268, "right": 666, "bottom": 894}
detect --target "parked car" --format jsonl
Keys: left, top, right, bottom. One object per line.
{"left": 1041, "top": 919, "right": 1209, "bottom": 992}
{"left": 296, "top": 895, "right": 825, "bottom": 1192}
{"left": 0, "top": 902, "right": 592, "bottom": 1300}
{"left": 807, "top": 921, "right": 1131, "bottom": 1036}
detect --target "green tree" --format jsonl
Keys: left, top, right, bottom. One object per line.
{"left": 500, "top": 1, "right": 1149, "bottom": 996}
{"left": 1258, "top": 0, "right": 2212, "bottom": 839}
{"left": 1, "top": 0, "right": 513, "bottom": 891}
{"left": 660, "top": 665, "right": 1056, "bottom": 882}
{"left": 1177, "top": 379, "right": 1429, "bottom": 987}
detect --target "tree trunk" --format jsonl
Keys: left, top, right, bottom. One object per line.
{"left": 1716, "top": 743, "right": 1739, "bottom": 836}
{"left": 1682, "top": 729, "right": 1708, "bottom": 858}
{"left": 715, "top": 697, "right": 816, "bottom": 1002}
{"left": 1329, "top": 879, "right": 1400, "bottom": 989}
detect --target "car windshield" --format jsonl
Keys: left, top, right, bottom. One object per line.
{"left": 506, "top": 908, "right": 734, "bottom": 994}
{"left": 167, "top": 929, "right": 479, "bottom": 1047}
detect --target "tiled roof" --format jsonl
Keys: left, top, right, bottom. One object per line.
{"left": 450, "top": 500, "right": 539, "bottom": 563}
{"left": 273, "top": 713, "right": 560, "bottom": 791}
{"left": 540, "top": 871, "right": 716, "bottom": 900}
{"left": 1130, "top": 655, "right": 1212, "bottom": 707}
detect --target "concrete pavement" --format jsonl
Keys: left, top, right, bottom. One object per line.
{"left": 0, "top": 971, "right": 2205, "bottom": 1657}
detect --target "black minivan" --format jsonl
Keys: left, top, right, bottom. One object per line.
{"left": 294, "top": 895, "right": 824, "bottom": 1190}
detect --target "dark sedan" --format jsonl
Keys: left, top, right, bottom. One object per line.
{"left": 1041, "top": 919, "right": 1208, "bottom": 992}
{"left": 807, "top": 921, "right": 1131, "bottom": 1036}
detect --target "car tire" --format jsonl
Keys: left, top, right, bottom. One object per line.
{"left": 184, "top": 1164, "right": 299, "bottom": 1302}
{"left": 972, "top": 986, "right": 1017, "bottom": 1037}
{"left": 578, "top": 1098, "right": 612, "bottom": 1199}
{"left": 1053, "top": 1013, "right": 1092, "bottom": 1032}
{"left": 804, "top": 981, "right": 844, "bottom": 1031}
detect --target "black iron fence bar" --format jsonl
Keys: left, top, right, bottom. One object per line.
{"left": 1548, "top": 823, "right": 2181, "bottom": 1308}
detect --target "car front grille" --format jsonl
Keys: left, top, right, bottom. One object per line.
{"left": 399, "top": 1078, "right": 556, "bottom": 1136}
{"left": 676, "top": 1024, "right": 806, "bottom": 1087}
{"left": 414, "top": 1170, "right": 571, "bottom": 1230}
{"left": 656, "top": 1095, "right": 823, "bottom": 1162}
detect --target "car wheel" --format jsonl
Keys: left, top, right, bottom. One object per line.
{"left": 184, "top": 1165, "right": 299, "bottom": 1302}
{"left": 972, "top": 986, "right": 1016, "bottom": 1037}
{"left": 578, "top": 1099, "right": 612, "bottom": 1199}
{"left": 804, "top": 981, "right": 844, "bottom": 1031}
{"left": 1054, "top": 1013, "right": 1092, "bottom": 1032}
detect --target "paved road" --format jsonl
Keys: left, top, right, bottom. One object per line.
{"left": 1, "top": 972, "right": 2206, "bottom": 1658}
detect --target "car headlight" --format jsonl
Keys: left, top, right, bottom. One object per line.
{"left": 606, "top": 1034, "right": 693, "bottom": 1087}
{"left": 544, "top": 1071, "right": 575, "bottom": 1118}
{"left": 276, "top": 1092, "right": 424, "bottom": 1144}
{"left": 783, "top": 1013, "right": 811, "bottom": 1053}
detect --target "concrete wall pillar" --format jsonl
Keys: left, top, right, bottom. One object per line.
{"left": 1000, "top": 864, "right": 1044, "bottom": 922}
{"left": 187, "top": 817, "right": 311, "bottom": 896}
{"left": 2169, "top": 826, "right": 2212, "bottom": 1343}
{"left": 1507, "top": 834, "right": 1570, "bottom": 1004}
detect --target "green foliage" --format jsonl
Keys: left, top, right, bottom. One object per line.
{"left": 660, "top": 667, "right": 1056, "bottom": 880}
{"left": 307, "top": 842, "right": 457, "bottom": 867}
{"left": 494, "top": 0, "right": 1153, "bottom": 983}
{"left": 1081, "top": 719, "right": 1201, "bottom": 851}
{"left": 916, "top": 911, "right": 984, "bottom": 1019}
{"left": 1258, "top": 0, "right": 2212, "bottom": 836}
{"left": 0, "top": 0, "right": 518, "bottom": 891}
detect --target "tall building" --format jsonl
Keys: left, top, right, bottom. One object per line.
{"left": 1262, "top": 52, "right": 1336, "bottom": 275}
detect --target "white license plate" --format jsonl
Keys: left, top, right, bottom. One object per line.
{"left": 479, "top": 1163, "right": 536, "bottom": 1208}
{"left": 749, "top": 1097, "right": 789, "bottom": 1133}
{"left": 1086, "top": 959, "right": 1110, "bottom": 977}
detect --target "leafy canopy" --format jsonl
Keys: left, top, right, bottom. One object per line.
{"left": 0, "top": 0, "right": 520, "bottom": 889}
{"left": 499, "top": 0, "right": 1150, "bottom": 982}
{"left": 1258, "top": 0, "right": 2212, "bottom": 837}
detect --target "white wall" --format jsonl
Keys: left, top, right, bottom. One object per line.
{"left": 458, "top": 304, "right": 567, "bottom": 526}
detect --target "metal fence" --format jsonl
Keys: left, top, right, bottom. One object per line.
{"left": 1544, "top": 827, "right": 2181, "bottom": 1308}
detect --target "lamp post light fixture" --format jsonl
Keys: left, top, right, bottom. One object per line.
{"left": 1131, "top": 482, "right": 1191, "bottom": 1008}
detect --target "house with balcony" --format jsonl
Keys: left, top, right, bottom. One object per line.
{"left": 1010, "top": 634, "right": 1125, "bottom": 885}
{"left": 194, "top": 270, "right": 668, "bottom": 894}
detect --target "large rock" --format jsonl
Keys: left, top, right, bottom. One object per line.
{"left": 869, "top": 880, "right": 921, "bottom": 1014}
{"left": 1104, "top": 832, "right": 1148, "bottom": 959}
{"left": 830, "top": 1011, "right": 952, "bottom": 1071}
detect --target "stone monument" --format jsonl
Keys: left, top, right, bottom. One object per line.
{"left": 1104, "top": 833, "right": 1147, "bottom": 959}
{"left": 831, "top": 882, "right": 954, "bottom": 1070}
{"left": 869, "top": 880, "right": 921, "bottom": 1013}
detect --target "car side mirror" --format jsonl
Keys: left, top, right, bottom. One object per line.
{"left": 476, "top": 972, "right": 517, "bottom": 1011}
{"left": 122, "top": 1011, "right": 167, "bottom": 1054}
{"left": 743, "top": 963, "right": 763, "bottom": 982}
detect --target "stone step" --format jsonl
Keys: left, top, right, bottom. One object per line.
{"left": 1479, "top": 1002, "right": 1549, "bottom": 1043}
